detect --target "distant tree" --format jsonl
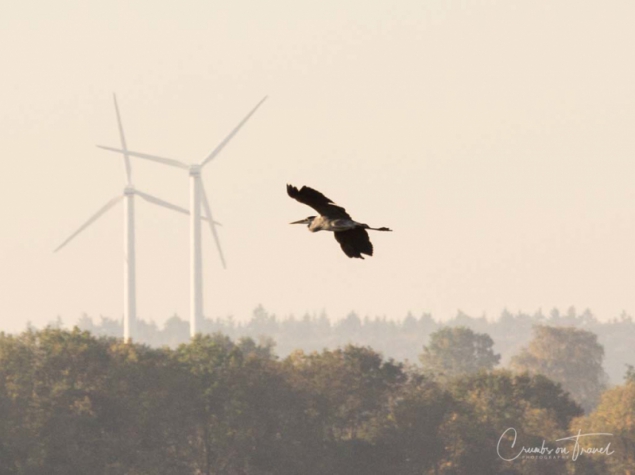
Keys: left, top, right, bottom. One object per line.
{"left": 76, "top": 313, "right": 97, "bottom": 333}
{"left": 573, "top": 380, "right": 635, "bottom": 474}
{"left": 247, "top": 304, "right": 279, "bottom": 335}
{"left": 98, "top": 315, "right": 122, "bottom": 336}
{"left": 419, "top": 326, "right": 500, "bottom": 381}
{"left": 163, "top": 314, "right": 189, "bottom": 346}
{"left": 451, "top": 310, "right": 477, "bottom": 327}
{"left": 0, "top": 327, "right": 193, "bottom": 474}
{"left": 284, "top": 345, "right": 405, "bottom": 441}
{"left": 314, "top": 311, "right": 332, "bottom": 338}
{"left": 377, "top": 375, "right": 452, "bottom": 474}
{"left": 443, "top": 370, "right": 582, "bottom": 475}
{"left": 174, "top": 333, "right": 313, "bottom": 475}
{"left": 49, "top": 315, "right": 64, "bottom": 328}
{"left": 0, "top": 328, "right": 114, "bottom": 473}
{"left": 511, "top": 325, "right": 608, "bottom": 413}
{"left": 280, "top": 313, "right": 315, "bottom": 345}
{"left": 402, "top": 312, "right": 418, "bottom": 333}
{"left": 237, "top": 335, "right": 276, "bottom": 359}
{"left": 546, "top": 306, "right": 597, "bottom": 327}
{"left": 336, "top": 312, "right": 363, "bottom": 337}
{"left": 452, "top": 370, "right": 583, "bottom": 431}
{"left": 136, "top": 318, "right": 161, "bottom": 345}
{"left": 103, "top": 339, "right": 195, "bottom": 474}
{"left": 626, "top": 365, "right": 635, "bottom": 384}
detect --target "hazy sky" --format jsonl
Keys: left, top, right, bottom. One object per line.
{"left": 2, "top": 1, "right": 635, "bottom": 333}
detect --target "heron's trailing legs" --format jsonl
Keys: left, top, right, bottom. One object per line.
{"left": 361, "top": 224, "right": 392, "bottom": 232}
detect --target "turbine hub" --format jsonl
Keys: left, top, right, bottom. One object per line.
{"left": 189, "top": 164, "right": 202, "bottom": 176}
{"left": 124, "top": 185, "right": 135, "bottom": 195}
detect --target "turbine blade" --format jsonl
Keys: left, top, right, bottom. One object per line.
{"left": 96, "top": 145, "right": 189, "bottom": 170}
{"left": 113, "top": 93, "right": 132, "bottom": 184}
{"left": 135, "top": 190, "right": 189, "bottom": 215}
{"left": 134, "top": 189, "right": 221, "bottom": 225}
{"left": 199, "top": 180, "right": 227, "bottom": 268}
{"left": 54, "top": 195, "right": 123, "bottom": 253}
{"left": 200, "top": 96, "right": 268, "bottom": 168}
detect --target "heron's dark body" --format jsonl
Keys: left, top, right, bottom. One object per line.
{"left": 287, "top": 184, "right": 391, "bottom": 259}
{"left": 307, "top": 216, "right": 358, "bottom": 232}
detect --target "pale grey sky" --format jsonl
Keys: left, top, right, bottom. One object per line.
{"left": 1, "top": 0, "right": 635, "bottom": 332}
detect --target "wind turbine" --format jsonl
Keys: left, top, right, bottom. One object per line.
{"left": 55, "top": 94, "right": 213, "bottom": 342}
{"left": 97, "top": 96, "right": 267, "bottom": 337}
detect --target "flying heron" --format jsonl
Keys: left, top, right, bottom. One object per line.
{"left": 287, "top": 184, "right": 392, "bottom": 259}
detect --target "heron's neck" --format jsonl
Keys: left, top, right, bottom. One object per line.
{"left": 308, "top": 216, "right": 325, "bottom": 232}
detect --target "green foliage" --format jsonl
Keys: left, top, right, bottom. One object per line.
{"left": 572, "top": 380, "right": 635, "bottom": 474}
{"left": 174, "top": 333, "right": 307, "bottom": 474}
{"left": 0, "top": 327, "right": 625, "bottom": 475}
{"left": 450, "top": 370, "right": 583, "bottom": 431}
{"left": 448, "top": 370, "right": 584, "bottom": 475}
{"left": 420, "top": 326, "right": 501, "bottom": 381}
{"left": 283, "top": 345, "right": 406, "bottom": 443}
{"left": 378, "top": 376, "right": 453, "bottom": 474}
{"left": 0, "top": 327, "right": 191, "bottom": 474}
{"left": 511, "top": 326, "right": 608, "bottom": 413}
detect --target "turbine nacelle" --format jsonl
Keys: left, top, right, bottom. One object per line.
{"left": 189, "top": 164, "right": 202, "bottom": 176}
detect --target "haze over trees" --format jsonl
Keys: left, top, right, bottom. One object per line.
{"left": 75, "top": 305, "right": 635, "bottom": 386}
{"left": 511, "top": 325, "right": 608, "bottom": 412}
{"left": 419, "top": 326, "right": 500, "bottom": 380}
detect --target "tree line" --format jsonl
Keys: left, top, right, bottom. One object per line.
{"left": 74, "top": 305, "right": 635, "bottom": 385}
{"left": 0, "top": 324, "right": 632, "bottom": 474}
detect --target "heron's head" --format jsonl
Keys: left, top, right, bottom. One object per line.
{"left": 290, "top": 216, "right": 315, "bottom": 227}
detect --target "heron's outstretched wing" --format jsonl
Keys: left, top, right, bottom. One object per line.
{"left": 287, "top": 184, "right": 350, "bottom": 219}
{"left": 334, "top": 228, "right": 373, "bottom": 259}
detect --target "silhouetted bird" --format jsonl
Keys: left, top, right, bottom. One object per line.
{"left": 287, "top": 184, "right": 392, "bottom": 259}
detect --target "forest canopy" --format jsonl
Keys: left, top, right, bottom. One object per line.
{"left": 0, "top": 319, "right": 632, "bottom": 474}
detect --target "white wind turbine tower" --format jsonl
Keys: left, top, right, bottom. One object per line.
{"left": 97, "top": 96, "right": 268, "bottom": 337}
{"left": 55, "top": 94, "right": 211, "bottom": 342}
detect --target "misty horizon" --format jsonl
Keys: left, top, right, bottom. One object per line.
{"left": 3, "top": 1, "right": 635, "bottom": 337}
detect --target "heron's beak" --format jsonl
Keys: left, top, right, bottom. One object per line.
{"left": 290, "top": 219, "right": 307, "bottom": 225}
